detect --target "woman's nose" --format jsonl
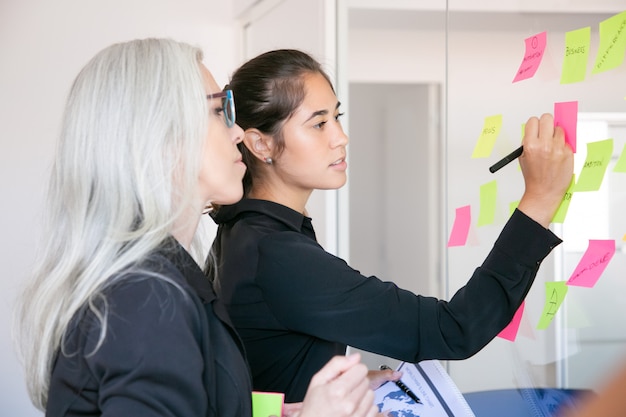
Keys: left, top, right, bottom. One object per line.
{"left": 232, "top": 124, "right": 244, "bottom": 144}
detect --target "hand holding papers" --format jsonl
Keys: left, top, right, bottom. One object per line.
{"left": 380, "top": 364, "right": 422, "bottom": 404}
{"left": 375, "top": 361, "right": 475, "bottom": 417}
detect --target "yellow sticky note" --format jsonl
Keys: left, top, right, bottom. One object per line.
{"left": 613, "top": 143, "right": 626, "bottom": 172}
{"left": 537, "top": 281, "right": 568, "bottom": 330}
{"left": 552, "top": 175, "right": 576, "bottom": 223}
{"left": 509, "top": 200, "right": 520, "bottom": 216}
{"left": 575, "top": 139, "right": 613, "bottom": 191}
{"left": 561, "top": 27, "right": 591, "bottom": 84}
{"left": 472, "top": 115, "right": 503, "bottom": 158}
{"left": 477, "top": 180, "right": 497, "bottom": 227}
{"left": 592, "top": 11, "right": 626, "bottom": 74}
{"left": 252, "top": 392, "right": 284, "bottom": 417}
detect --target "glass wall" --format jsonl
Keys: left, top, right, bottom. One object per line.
{"left": 239, "top": 0, "right": 626, "bottom": 404}
{"left": 445, "top": 3, "right": 626, "bottom": 393}
{"left": 344, "top": 0, "right": 626, "bottom": 396}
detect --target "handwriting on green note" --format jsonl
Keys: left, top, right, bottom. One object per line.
{"left": 574, "top": 139, "right": 613, "bottom": 191}
{"left": 552, "top": 175, "right": 575, "bottom": 223}
{"left": 561, "top": 27, "right": 590, "bottom": 84}
{"left": 537, "top": 282, "right": 568, "bottom": 330}
{"left": 472, "top": 115, "right": 502, "bottom": 158}
{"left": 592, "top": 11, "right": 626, "bottom": 74}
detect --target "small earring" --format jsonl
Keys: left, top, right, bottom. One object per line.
{"left": 264, "top": 157, "right": 273, "bottom": 165}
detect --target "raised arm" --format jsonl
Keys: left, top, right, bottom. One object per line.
{"left": 517, "top": 113, "right": 574, "bottom": 228}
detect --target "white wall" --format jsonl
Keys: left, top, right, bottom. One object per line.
{"left": 240, "top": 0, "right": 339, "bottom": 253}
{"left": 0, "top": 1, "right": 239, "bottom": 413}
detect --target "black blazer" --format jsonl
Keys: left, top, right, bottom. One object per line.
{"left": 46, "top": 239, "right": 252, "bottom": 417}
{"left": 210, "top": 199, "right": 562, "bottom": 402}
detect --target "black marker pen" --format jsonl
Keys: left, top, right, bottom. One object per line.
{"left": 380, "top": 364, "right": 423, "bottom": 404}
{"left": 489, "top": 146, "right": 523, "bottom": 173}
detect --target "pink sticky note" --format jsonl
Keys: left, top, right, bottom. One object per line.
{"left": 498, "top": 301, "right": 525, "bottom": 342}
{"left": 447, "top": 205, "right": 471, "bottom": 247}
{"left": 554, "top": 101, "right": 578, "bottom": 153}
{"left": 513, "top": 32, "right": 547, "bottom": 83}
{"left": 567, "top": 240, "right": 615, "bottom": 288}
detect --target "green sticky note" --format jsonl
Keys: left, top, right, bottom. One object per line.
{"left": 613, "top": 143, "right": 626, "bottom": 172}
{"left": 561, "top": 27, "right": 591, "bottom": 84}
{"left": 477, "top": 180, "right": 497, "bottom": 226}
{"left": 592, "top": 11, "right": 626, "bottom": 74}
{"left": 574, "top": 139, "right": 614, "bottom": 191}
{"left": 252, "top": 391, "right": 284, "bottom": 417}
{"left": 472, "top": 114, "right": 503, "bottom": 158}
{"left": 537, "top": 281, "right": 568, "bottom": 330}
{"left": 509, "top": 200, "right": 520, "bottom": 216}
{"left": 552, "top": 175, "right": 576, "bottom": 223}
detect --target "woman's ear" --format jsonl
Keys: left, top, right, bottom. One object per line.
{"left": 243, "top": 128, "right": 273, "bottom": 163}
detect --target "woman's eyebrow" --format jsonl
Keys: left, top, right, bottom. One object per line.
{"left": 303, "top": 102, "right": 342, "bottom": 123}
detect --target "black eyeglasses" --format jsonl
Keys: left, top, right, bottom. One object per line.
{"left": 206, "top": 89, "right": 235, "bottom": 128}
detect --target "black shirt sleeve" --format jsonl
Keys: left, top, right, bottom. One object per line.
{"left": 254, "top": 209, "right": 561, "bottom": 362}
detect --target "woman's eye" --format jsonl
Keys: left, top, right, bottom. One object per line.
{"left": 314, "top": 120, "right": 327, "bottom": 129}
{"left": 335, "top": 112, "right": 345, "bottom": 122}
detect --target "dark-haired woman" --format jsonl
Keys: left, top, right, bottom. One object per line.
{"left": 207, "top": 49, "right": 574, "bottom": 402}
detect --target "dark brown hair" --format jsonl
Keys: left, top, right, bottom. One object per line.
{"left": 228, "top": 49, "right": 334, "bottom": 195}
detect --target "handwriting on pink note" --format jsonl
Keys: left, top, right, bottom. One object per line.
{"left": 498, "top": 301, "right": 525, "bottom": 342}
{"left": 554, "top": 101, "right": 578, "bottom": 153}
{"left": 447, "top": 205, "right": 471, "bottom": 247}
{"left": 567, "top": 240, "right": 615, "bottom": 288}
{"left": 513, "top": 32, "right": 547, "bottom": 83}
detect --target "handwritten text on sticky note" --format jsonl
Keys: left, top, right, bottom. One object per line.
{"left": 513, "top": 32, "right": 547, "bottom": 82}
{"left": 567, "top": 240, "right": 615, "bottom": 288}
{"left": 592, "top": 11, "right": 626, "bottom": 74}
{"left": 472, "top": 115, "right": 503, "bottom": 158}
{"left": 575, "top": 138, "right": 613, "bottom": 192}
{"left": 552, "top": 175, "right": 575, "bottom": 223}
{"left": 537, "top": 281, "right": 568, "bottom": 330}
{"left": 561, "top": 27, "right": 591, "bottom": 84}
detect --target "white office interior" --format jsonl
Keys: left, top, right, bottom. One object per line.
{"left": 2, "top": 0, "right": 625, "bottom": 414}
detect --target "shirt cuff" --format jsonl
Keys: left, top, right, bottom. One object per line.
{"left": 485, "top": 208, "right": 562, "bottom": 268}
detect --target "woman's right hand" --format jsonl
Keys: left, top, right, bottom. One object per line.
{"left": 517, "top": 112, "right": 574, "bottom": 228}
{"left": 296, "top": 353, "right": 379, "bottom": 417}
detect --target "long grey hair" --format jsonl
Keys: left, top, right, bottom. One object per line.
{"left": 13, "top": 38, "right": 209, "bottom": 410}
